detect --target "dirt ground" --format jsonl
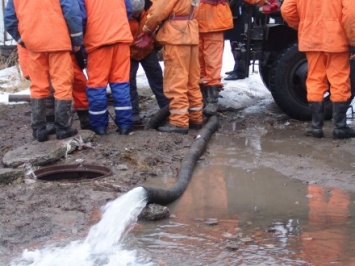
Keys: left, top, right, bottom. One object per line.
{"left": 1, "top": 88, "right": 355, "bottom": 263}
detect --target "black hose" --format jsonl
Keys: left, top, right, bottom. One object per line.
{"left": 144, "top": 104, "right": 170, "bottom": 130}
{"left": 143, "top": 115, "right": 219, "bottom": 205}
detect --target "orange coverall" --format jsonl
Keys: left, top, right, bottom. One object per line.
{"left": 83, "top": 0, "right": 133, "bottom": 133}
{"left": 10, "top": 0, "right": 81, "bottom": 101}
{"left": 195, "top": 0, "right": 233, "bottom": 87}
{"left": 17, "top": 46, "right": 88, "bottom": 111}
{"left": 281, "top": 0, "right": 355, "bottom": 103}
{"left": 142, "top": 0, "right": 203, "bottom": 127}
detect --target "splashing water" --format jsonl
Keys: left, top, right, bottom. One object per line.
{"left": 10, "top": 187, "right": 151, "bottom": 266}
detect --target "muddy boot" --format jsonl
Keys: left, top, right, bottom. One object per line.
{"left": 306, "top": 102, "right": 324, "bottom": 138}
{"left": 199, "top": 83, "right": 206, "bottom": 106}
{"left": 132, "top": 113, "right": 143, "bottom": 125}
{"left": 31, "top": 98, "right": 48, "bottom": 142}
{"left": 77, "top": 110, "right": 92, "bottom": 130}
{"left": 55, "top": 100, "right": 78, "bottom": 140}
{"left": 158, "top": 124, "right": 188, "bottom": 134}
{"left": 45, "top": 95, "right": 56, "bottom": 135}
{"left": 203, "top": 85, "right": 220, "bottom": 116}
{"left": 332, "top": 102, "right": 355, "bottom": 139}
{"left": 46, "top": 115, "right": 56, "bottom": 135}
{"left": 189, "top": 121, "right": 203, "bottom": 130}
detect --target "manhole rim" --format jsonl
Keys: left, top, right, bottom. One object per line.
{"left": 33, "top": 164, "right": 112, "bottom": 182}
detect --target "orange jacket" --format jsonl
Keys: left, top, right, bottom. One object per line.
{"left": 129, "top": 10, "right": 155, "bottom": 61}
{"left": 143, "top": 0, "right": 199, "bottom": 45}
{"left": 194, "top": 0, "right": 233, "bottom": 33}
{"left": 83, "top": 0, "right": 133, "bottom": 52}
{"left": 11, "top": 0, "right": 73, "bottom": 52}
{"left": 281, "top": 0, "right": 355, "bottom": 52}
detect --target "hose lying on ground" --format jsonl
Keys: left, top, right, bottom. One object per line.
{"left": 143, "top": 115, "right": 219, "bottom": 205}
{"left": 144, "top": 104, "right": 170, "bottom": 130}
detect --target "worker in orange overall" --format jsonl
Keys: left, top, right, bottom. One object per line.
{"left": 281, "top": 0, "right": 355, "bottom": 139}
{"left": 129, "top": 0, "right": 169, "bottom": 125}
{"left": 16, "top": 44, "right": 91, "bottom": 132}
{"left": 4, "top": 0, "right": 82, "bottom": 142}
{"left": 194, "top": 0, "right": 233, "bottom": 116}
{"left": 136, "top": 0, "right": 203, "bottom": 134}
{"left": 79, "top": 0, "right": 134, "bottom": 135}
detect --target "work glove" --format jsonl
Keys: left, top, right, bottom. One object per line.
{"left": 134, "top": 32, "right": 153, "bottom": 49}
{"left": 74, "top": 47, "right": 87, "bottom": 70}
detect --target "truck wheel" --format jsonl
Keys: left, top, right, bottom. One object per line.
{"left": 269, "top": 43, "right": 334, "bottom": 120}
{"left": 259, "top": 54, "right": 272, "bottom": 88}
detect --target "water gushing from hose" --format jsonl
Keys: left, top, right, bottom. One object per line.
{"left": 11, "top": 187, "right": 151, "bottom": 266}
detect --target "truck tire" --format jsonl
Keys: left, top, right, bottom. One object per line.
{"left": 269, "top": 43, "right": 355, "bottom": 121}
{"left": 269, "top": 43, "right": 332, "bottom": 120}
{"left": 259, "top": 54, "right": 272, "bottom": 89}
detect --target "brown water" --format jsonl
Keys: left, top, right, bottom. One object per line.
{"left": 131, "top": 124, "right": 355, "bottom": 266}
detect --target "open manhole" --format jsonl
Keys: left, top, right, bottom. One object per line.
{"left": 34, "top": 164, "right": 112, "bottom": 182}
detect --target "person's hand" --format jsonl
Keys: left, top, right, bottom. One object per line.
{"left": 350, "top": 53, "right": 355, "bottom": 61}
{"left": 73, "top": 46, "right": 81, "bottom": 52}
{"left": 134, "top": 33, "right": 153, "bottom": 49}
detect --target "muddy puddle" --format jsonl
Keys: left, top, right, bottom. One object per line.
{"left": 130, "top": 122, "right": 355, "bottom": 266}
{"left": 3, "top": 105, "right": 355, "bottom": 265}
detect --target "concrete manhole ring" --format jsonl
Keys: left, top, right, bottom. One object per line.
{"left": 33, "top": 164, "right": 112, "bottom": 182}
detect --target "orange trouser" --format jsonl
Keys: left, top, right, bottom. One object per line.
{"left": 163, "top": 44, "right": 203, "bottom": 127}
{"left": 199, "top": 31, "right": 224, "bottom": 87}
{"left": 86, "top": 43, "right": 130, "bottom": 87}
{"left": 71, "top": 54, "right": 88, "bottom": 110}
{"left": 28, "top": 51, "right": 73, "bottom": 100}
{"left": 306, "top": 51, "right": 351, "bottom": 102}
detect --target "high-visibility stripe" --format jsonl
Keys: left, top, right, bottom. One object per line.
{"left": 170, "top": 108, "right": 188, "bottom": 114}
{"left": 89, "top": 109, "right": 107, "bottom": 115}
{"left": 71, "top": 32, "right": 83, "bottom": 37}
{"left": 189, "top": 106, "right": 203, "bottom": 111}
{"left": 115, "top": 106, "right": 132, "bottom": 110}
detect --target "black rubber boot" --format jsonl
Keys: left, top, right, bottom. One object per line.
{"left": 306, "top": 102, "right": 324, "bottom": 138}
{"left": 199, "top": 83, "right": 207, "bottom": 106}
{"left": 333, "top": 102, "right": 355, "bottom": 139}
{"left": 132, "top": 113, "right": 143, "bottom": 125}
{"left": 118, "top": 127, "right": 132, "bottom": 135}
{"left": 46, "top": 115, "right": 56, "bottom": 135}
{"left": 55, "top": 100, "right": 78, "bottom": 140}
{"left": 203, "top": 85, "right": 220, "bottom": 116}
{"left": 224, "top": 72, "right": 246, "bottom": 80}
{"left": 31, "top": 98, "right": 48, "bottom": 142}
{"left": 158, "top": 124, "right": 188, "bottom": 134}
{"left": 77, "top": 110, "right": 92, "bottom": 130}
{"left": 45, "top": 95, "right": 56, "bottom": 135}
{"left": 189, "top": 121, "right": 203, "bottom": 130}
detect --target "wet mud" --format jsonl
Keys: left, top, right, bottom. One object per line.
{"left": 1, "top": 97, "right": 355, "bottom": 264}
